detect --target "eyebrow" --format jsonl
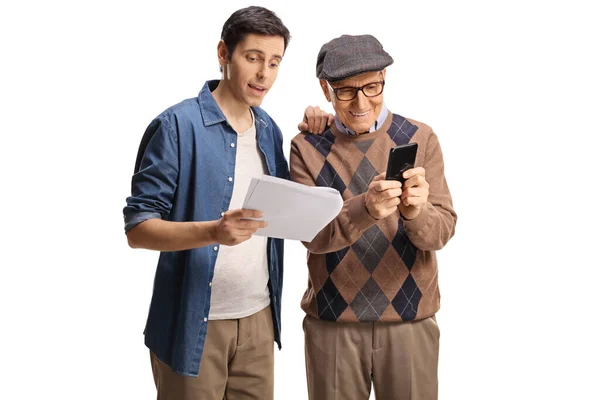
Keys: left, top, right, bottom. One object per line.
{"left": 244, "top": 49, "right": 283, "bottom": 60}
{"left": 331, "top": 80, "right": 381, "bottom": 89}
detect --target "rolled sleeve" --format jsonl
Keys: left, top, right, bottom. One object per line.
{"left": 123, "top": 118, "right": 179, "bottom": 232}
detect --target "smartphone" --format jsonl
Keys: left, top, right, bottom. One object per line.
{"left": 385, "top": 142, "right": 418, "bottom": 184}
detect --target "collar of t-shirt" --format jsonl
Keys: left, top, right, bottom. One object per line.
{"left": 334, "top": 103, "right": 388, "bottom": 136}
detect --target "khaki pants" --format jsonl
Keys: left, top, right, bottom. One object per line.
{"left": 150, "top": 305, "right": 274, "bottom": 400}
{"left": 304, "top": 315, "right": 440, "bottom": 400}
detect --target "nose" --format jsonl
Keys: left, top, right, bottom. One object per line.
{"left": 352, "top": 89, "right": 368, "bottom": 108}
{"left": 257, "top": 62, "right": 270, "bottom": 81}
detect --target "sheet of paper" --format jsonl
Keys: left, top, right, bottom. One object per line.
{"left": 241, "top": 175, "right": 343, "bottom": 241}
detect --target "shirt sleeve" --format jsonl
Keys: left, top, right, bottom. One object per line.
{"left": 123, "top": 117, "right": 179, "bottom": 232}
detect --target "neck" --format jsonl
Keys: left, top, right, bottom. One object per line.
{"left": 212, "top": 79, "right": 253, "bottom": 133}
{"left": 212, "top": 79, "right": 251, "bottom": 120}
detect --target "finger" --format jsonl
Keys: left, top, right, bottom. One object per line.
{"left": 402, "top": 167, "right": 426, "bottom": 181}
{"left": 375, "top": 188, "right": 403, "bottom": 200}
{"left": 402, "top": 175, "right": 419, "bottom": 189}
{"left": 233, "top": 219, "right": 268, "bottom": 230}
{"left": 318, "top": 112, "right": 328, "bottom": 134}
{"left": 371, "top": 179, "right": 402, "bottom": 192}
{"left": 306, "top": 107, "right": 319, "bottom": 133}
{"left": 371, "top": 172, "right": 387, "bottom": 183}
{"left": 401, "top": 195, "right": 426, "bottom": 208}
{"left": 403, "top": 173, "right": 428, "bottom": 189}
{"left": 298, "top": 121, "right": 308, "bottom": 132}
{"left": 378, "top": 196, "right": 401, "bottom": 209}
{"left": 401, "top": 186, "right": 428, "bottom": 200}
{"left": 230, "top": 209, "right": 264, "bottom": 219}
{"left": 327, "top": 113, "right": 335, "bottom": 127}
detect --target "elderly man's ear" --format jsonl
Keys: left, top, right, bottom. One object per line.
{"left": 319, "top": 80, "right": 332, "bottom": 102}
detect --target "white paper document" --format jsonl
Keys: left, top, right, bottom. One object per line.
{"left": 241, "top": 175, "right": 343, "bottom": 242}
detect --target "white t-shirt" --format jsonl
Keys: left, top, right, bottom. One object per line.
{"left": 208, "top": 110, "right": 270, "bottom": 320}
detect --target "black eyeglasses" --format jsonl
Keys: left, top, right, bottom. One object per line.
{"left": 327, "top": 80, "right": 385, "bottom": 101}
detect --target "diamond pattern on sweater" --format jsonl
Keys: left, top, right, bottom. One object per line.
{"left": 355, "top": 140, "right": 375, "bottom": 154}
{"left": 304, "top": 129, "right": 336, "bottom": 158}
{"left": 316, "top": 277, "right": 348, "bottom": 321}
{"left": 325, "top": 247, "right": 350, "bottom": 274}
{"left": 350, "top": 277, "right": 390, "bottom": 321}
{"left": 392, "top": 221, "right": 417, "bottom": 270}
{"left": 316, "top": 160, "right": 347, "bottom": 195}
{"left": 391, "top": 274, "right": 422, "bottom": 321}
{"left": 348, "top": 157, "right": 377, "bottom": 195}
{"left": 387, "top": 115, "right": 417, "bottom": 145}
{"left": 351, "top": 225, "right": 389, "bottom": 274}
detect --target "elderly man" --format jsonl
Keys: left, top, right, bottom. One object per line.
{"left": 290, "top": 34, "right": 457, "bottom": 400}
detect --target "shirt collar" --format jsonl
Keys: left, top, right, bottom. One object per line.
{"left": 198, "top": 80, "right": 227, "bottom": 126}
{"left": 197, "top": 80, "right": 270, "bottom": 136}
{"left": 334, "top": 103, "right": 389, "bottom": 136}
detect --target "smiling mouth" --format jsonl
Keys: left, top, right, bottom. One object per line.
{"left": 350, "top": 110, "right": 370, "bottom": 117}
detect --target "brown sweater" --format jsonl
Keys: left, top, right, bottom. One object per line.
{"left": 290, "top": 111, "right": 457, "bottom": 322}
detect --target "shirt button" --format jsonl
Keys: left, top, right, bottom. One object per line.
{"left": 203, "top": 317, "right": 207, "bottom": 322}
{"left": 213, "top": 246, "right": 218, "bottom": 251}
{"left": 228, "top": 177, "right": 233, "bottom": 182}
{"left": 220, "top": 212, "right": 225, "bottom": 217}
{"left": 230, "top": 143, "right": 235, "bottom": 148}
{"left": 209, "top": 281, "right": 212, "bottom": 287}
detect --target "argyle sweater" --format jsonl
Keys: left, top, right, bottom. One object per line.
{"left": 290, "top": 111, "right": 457, "bottom": 322}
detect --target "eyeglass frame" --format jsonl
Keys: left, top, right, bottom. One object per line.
{"left": 326, "top": 79, "right": 386, "bottom": 101}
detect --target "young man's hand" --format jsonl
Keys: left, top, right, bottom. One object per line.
{"left": 213, "top": 209, "right": 267, "bottom": 246}
{"left": 298, "top": 106, "right": 334, "bottom": 134}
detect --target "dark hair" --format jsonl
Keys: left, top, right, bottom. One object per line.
{"left": 221, "top": 6, "right": 291, "bottom": 59}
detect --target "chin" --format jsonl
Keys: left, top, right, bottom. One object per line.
{"left": 249, "top": 99, "right": 264, "bottom": 107}
{"left": 241, "top": 97, "right": 260, "bottom": 108}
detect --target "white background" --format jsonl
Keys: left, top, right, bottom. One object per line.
{"left": 1, "top": 0, "right": 599, "bottom": 399}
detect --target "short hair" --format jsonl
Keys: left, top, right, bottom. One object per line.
{"left": 220, "top": 6, "right": 291, "bottom": 59}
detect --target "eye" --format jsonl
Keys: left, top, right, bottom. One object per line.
{"left": 269, "top": 61, "right": 280, "bottom": 68}
{"left": 337, "top": 88, "right": 355, "bottom": 97}
{"left": 246, "top": 55, "right": 259, "bottom": 62}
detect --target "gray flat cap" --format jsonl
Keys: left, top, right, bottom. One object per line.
{"left": 316, "top": 34, "right": 393, "bottom": 82}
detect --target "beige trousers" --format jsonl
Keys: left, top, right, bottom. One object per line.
{"left": 304, "top": 315, "right": 440, "bottom": 400}
{"left": 150, "top": 305, "right": 274, "bottom": 400}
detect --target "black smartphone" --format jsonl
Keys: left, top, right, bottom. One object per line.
{"left": 385, "top": 142, "right": 418, "bottom": 184}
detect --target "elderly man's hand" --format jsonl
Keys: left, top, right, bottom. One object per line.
{"left": 298, "top": 106, "right": 334, "bottom": 134}
{"left": 399, "top": 167, "right": 429, "bottom": 220}
{"left": 364, "top": 173, "right": 403, "bottom": 220}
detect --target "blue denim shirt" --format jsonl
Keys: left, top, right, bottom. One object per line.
{"left": 123, "top": 80, "right": 289, "bottom": 377}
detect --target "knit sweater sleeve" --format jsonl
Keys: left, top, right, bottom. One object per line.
{"left": 290, "top": 138, "right": 378, "bottom": 254}
{"left": 401, "top": 130, "right": 457, "bottom": 250}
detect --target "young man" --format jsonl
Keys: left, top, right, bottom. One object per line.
{"left": 123, "top": 7, "right": 290, "bottom": 400}
{"left": 290, "top": 34, "right": 457, "bottom": 400}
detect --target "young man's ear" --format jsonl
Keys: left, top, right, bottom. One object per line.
{"left": 319, "top": 80, "right": 332, "bottom": 102}
{"left": 217, "top": 40, "right": 229, "bottom": 68}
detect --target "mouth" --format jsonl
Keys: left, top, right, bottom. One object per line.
{"left": 349, "top": 110, "right": 370, "bottom": 118}
{"left": 248, "top": 83, "right": 267, "bottom": 95}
